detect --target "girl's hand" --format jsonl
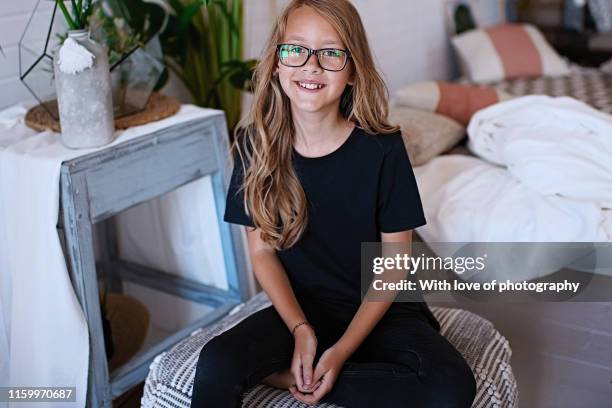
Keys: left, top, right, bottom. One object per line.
{"left": 291, "top": 324, "right": 320, "bottom": 394}
{"left": 289, "top": 344, "right": 348, "bottom": 405}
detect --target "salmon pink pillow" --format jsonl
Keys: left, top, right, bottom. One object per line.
{"left": 393, "top": 81, "right": 514, "bottom": 126}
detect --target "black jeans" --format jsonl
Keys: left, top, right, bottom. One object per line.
{"left": 191, "top": 294, "right": 476, "bottom": 408}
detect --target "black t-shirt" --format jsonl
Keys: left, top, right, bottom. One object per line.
{"left": 224, "top": 126, "right": 440, "bottom": 331}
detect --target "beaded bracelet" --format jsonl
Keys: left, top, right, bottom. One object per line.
{"left": 291, "top": 320, "right": 313, "bottom": 336}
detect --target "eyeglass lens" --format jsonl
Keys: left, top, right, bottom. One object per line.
{"left": 278, "top": 45, "right": 347, "bottom": 71}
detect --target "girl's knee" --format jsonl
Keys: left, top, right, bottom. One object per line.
{"left": 191, "top": 336, "right": 249, "bottom": 407}
{"left": 426, "top": 358, "right": 476, "bottom": 408}
{"left": 196, "top": 336, "right": 245, "bottom": 382}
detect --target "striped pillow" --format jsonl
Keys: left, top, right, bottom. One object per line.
{"left": 394, "top": 81, "right": 514, "bottom": 126}
{"left": 451, "top": 23, "right": 571, "bottom": 84}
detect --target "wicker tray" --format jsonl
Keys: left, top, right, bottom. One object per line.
{"left": 25, "top": 92, "right": 181, "bottom": 133}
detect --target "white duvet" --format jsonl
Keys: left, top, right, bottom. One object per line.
{"left": 467, "top": 95, "right": 612, "bottom": 208}
{"left": 413, "top": 95, "right": 612, "bottom": 279}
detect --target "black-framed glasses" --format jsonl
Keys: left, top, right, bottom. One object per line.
{"left": 276, "top": 43, "right": 351, "bottom": 72}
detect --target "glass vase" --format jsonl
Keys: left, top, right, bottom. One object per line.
{"left": 53, "top": 29, "right": 115, "bottom": 149}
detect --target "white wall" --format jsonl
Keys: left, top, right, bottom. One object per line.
{"left": 0, "top": 0, "right": 504, "bottom": 110}
{"left": 0, "top": 0, "right": 54, "bottom": 109}
{"left": 244, "top": 0, "right": 463, "bottom": 99}
{"left": 240, "top": 0, "right": 489, "bottom": 119}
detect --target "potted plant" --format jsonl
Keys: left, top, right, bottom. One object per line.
{"left": 54, "top": 0, "right": 115, "bottom": 149}
{"left": 157, "top": 0, "right": 256, "bottom": 131}
{"left": 74, "top": 0, "right": 255, "bottom": 132}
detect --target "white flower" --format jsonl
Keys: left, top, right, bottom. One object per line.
{"left": 58, "top": 37, "right": 95, "bottom": 75}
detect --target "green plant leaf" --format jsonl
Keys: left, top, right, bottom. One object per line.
{"left": 454, "top": 4, "right": 476, "bottom": 35}
{"left": 56, "top": 1, "right": 77, "bottom": 30}
{"left": 81, "top": 0, "right": 94, "bottom": 25}
{"left": 158, "top": 0, "right": 252, "bottom": 130}
{"left": 178, "top": 2, "right": 205, "bottom": 37}
{"left": 70, "top": 0, "right": 82, "bottom": 28}
{"left": 221, "top": 58, "right": 257, "bottom": 90}
{"left": 103, "top": 0, "right": 166, "bottom": 43}
{"left": 167, "top": 0, "right": 184, "bottom": 14}
{"left": 209, "top": 0, "right": 237, "bottom": 36}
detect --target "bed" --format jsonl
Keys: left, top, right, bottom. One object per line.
{"left": 396, "top": 19, "right": 612, "bottom": 407}
{"left": 393, "top": 60, "right": 612, "bottom": 282}
{"left": 456, "top": 63, "right": 612, "bottom": 116}
{"left": 439, "top": 62, "right": 612, "bottom": 159}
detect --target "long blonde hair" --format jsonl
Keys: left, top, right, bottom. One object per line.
{"left": 231, "top": 0, "right": 399, "bottom": 250}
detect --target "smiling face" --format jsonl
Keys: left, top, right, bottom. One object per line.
{"left": 276, "top": 6, "right": 354, "bottom": 115}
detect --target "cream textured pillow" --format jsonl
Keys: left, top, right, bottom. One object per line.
{"left": 388, "top": 106, "right": 466, "bottom": 166}
{"left": 451, "top": 23, "right": 570, "bottom": 84}
{"left": 602, "top": 57, "right": 612, "bottom": 74}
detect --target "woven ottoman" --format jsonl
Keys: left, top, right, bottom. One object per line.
{"left": 142, "top": 291, "right": 518, "bottom": 408}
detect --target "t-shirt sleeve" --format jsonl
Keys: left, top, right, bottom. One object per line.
{"left": 377, "top": 132, "right": 427, "bottom": 233}
{"left": 223, "top": 137, "right": 255, "bottom": 227}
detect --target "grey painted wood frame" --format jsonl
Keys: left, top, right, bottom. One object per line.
{"left": 57, "top": 112, "right": 251, "bottom": 407}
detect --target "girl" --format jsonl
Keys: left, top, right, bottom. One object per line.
{"left": 191, "top": 1, "right": 477, "bottom": 407}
